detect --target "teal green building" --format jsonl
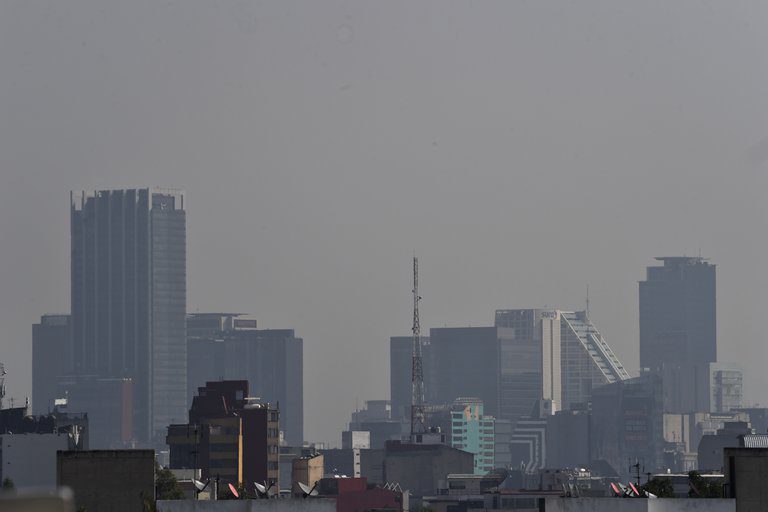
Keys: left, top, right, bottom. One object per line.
{"left": 450, "top": 398, "right": 495, "bottom": 474}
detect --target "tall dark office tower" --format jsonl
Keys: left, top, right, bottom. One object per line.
{"left": 32, "top": 314, "right": 72, "bottom": 415}
{"left": 70, "top": 189, "right": 186, "bottom": 443}
{"left": 639, "top": 257, "right": 716, "bottom": 370}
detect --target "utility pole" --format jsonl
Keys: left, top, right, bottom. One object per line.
{"left": 410, "top": 256, "right": 427, "bottom": 440}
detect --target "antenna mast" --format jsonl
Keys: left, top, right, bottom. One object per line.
{"left": 585, "top": 284, "right": 590, "bottom": 321}
{"left": 410, "top": 256, "right": 427, "bottom": 439}
{"left": 0, "top": 363, "right": 6, "bottom": 410}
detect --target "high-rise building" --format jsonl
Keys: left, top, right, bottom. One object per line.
{"left": 495, "top": 309, "right": 629, "bottom": 413}
{"left": 492, "top": 311, "right": 561, "bottom": 424}
{"left": 559, "top": 311, "right": 630, "bottom": 410}
{"left": 639, "top": 256, "right": 716, "bottom": 370}
{"left": 57, "top": 374, "right": 134, "bottom": 448}
{"left": 32, "top": 314, "right": 71, "bottom": 415}
{"left": 449, "top": 398, "right": 495, "bottom": 475}
{"left": 429, "top": 327, "right": 509, "bottom": 421}
{"left": 660, "top": 362, "right": 743, "bottom": 414}
{"left": 70, "top": 189, "right": 186, "bottom": 443}
{"left": 389, "top": 311, "right": 627, "bottom": 434}
{"left": 186, "top": 313, "right": 303, "bottom": 445}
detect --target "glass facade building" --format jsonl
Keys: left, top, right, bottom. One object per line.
{"left": 495, "top": 310, "right": 561, "bottom": 425}
{"left": 70, "top": 188, "right": 186, "bottom": 443}
{"left": 559, "top": 311, "right": 630, "bottom": 410}
{"left": 639, "top": 256, "right": 716, "bottom": 370}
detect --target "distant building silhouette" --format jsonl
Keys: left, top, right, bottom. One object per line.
{"left": 590, "top": 372, "right": 665, "bottom": 477}
{"left": 186, "top": 313, "right": 303, "bottom": 445}
{"left": 639, "top": 256, "right": 716, "bottom": 370}
{"left": 389, "top": 310, "right": 628, "bottom": 431}
{"left": 32, "top": 314, "right": 71, "bottom": 415}
{"left": 70, "top": 189, "right": 187, "bottom": 444}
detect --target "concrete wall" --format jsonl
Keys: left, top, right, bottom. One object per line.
{"left": 383, "top": 446, "right": 474, "bottom": 497}
{"left": 544, "top": 497, "right": 735, "bottom": 512}
{"left": 724, "top": 447, "right": 768, "bottom": 512}
{"left": 1, "top": 433, "right": 69, "bottom": 489}
{"left": 157, "top": 499, "right": 336, "bottom": 512}
{"left": 57, "top": 450, "right": 154, "bottom": 512}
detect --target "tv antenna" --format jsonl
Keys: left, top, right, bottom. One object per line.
{"left": 0, "top": 363, "right": 7, "bottom": 410}
{"left": 410, "top": 255, "right": 427, "bottom": 440}
{"left": 585, "top": 284, "right": 590, "bottom": 320}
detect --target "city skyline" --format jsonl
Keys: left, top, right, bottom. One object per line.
{"left": 3, "top": 1, "right": 768, "bottom": 448}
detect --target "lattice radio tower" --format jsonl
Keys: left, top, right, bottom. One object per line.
{"left": 410, "top": 256, "right": 427, "bottom": 439}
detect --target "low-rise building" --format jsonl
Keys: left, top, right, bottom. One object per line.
{"left": 167, "top": 380, "right": 280, "bottom": 489}
{"left": 292, "top": 453, "right": 324, "bottom": 497}
{"left": 318, "top": 476, "right": 405, "bottom": 512}
{"left": 57, "top": 449, "right": 155, "bottom": 512}
{"left": 724, "top": 447, "right": 768, "bottom": 512}
{"left": 379, "top": 440, "right": 474, "bottom": 498}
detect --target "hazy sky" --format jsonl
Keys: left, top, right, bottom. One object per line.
{"left": 1, "top": 0, "right": 767, "bottom": 446}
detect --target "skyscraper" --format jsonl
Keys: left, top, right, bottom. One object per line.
{"left": 559, "top": 310, "right": 630, "bottom": 410}
{"left": 493, "top": 311, "right": 561, "bottom": 424}
{"left": 639, "top": 256, "right": 716, "bottom": 370}
{"left": 70, "top": 189, "right": 186, "bottom": 443}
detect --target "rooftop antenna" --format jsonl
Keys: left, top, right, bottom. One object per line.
{"left": 0, "top": 363, "right": 6, "bottom": 410}
{"left": 410, "top": 255, "right": 427, "bottom": 440}
{"left": 585, "top": 284, "right": 590, "bottom": 321}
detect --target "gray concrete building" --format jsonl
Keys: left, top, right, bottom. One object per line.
{"left": 187, "top": 313, "right": 303, "bottom": 445}
{"left": 0, "top": 433, "right": 70, "bottom": 489}
{"left": 70, "top": 189, "right": 187, "bottom": 444}
{"left": 661, "top": 362, "right": 743, "bottom": 414}
{"left": 380, "top": 441, "right": 474, "bottom": 498}
{"left": 639, "top": 256, "right": 716, "bottom": 370}
{"left": 545, "top": 407, "right": 590, "bottom": 470}
{"left": 32, "top": 314, "right": 71, "bottom": 415}
{"left": 57, "top": 449, "right": 155, "bottom": 512}
{"left": 429, "top": 327, "right": 510, "bottom": 421}
{"left": 724, "top": 447, "right": 768, "bottom": 512}
{"left": 590, "top": 372, "right": 665, "bottom": 477}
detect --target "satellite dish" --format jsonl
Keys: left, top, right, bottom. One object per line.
{"left": 610, "top": 482, "right": 622, "bottom": 496}
{"left": 629, "top": 482, "right": 640, "bottom": 497}
{"left": 193, "top": 479, "right": 208, "bottom": 492}
{"left": 298, "top": 481, "right": 319, "bottom": 498}
{"left": 254, "top": 481, "right": 267, "bottom": 494}
{"left": 228, "top": 483, "right": 240, "bottom": 498}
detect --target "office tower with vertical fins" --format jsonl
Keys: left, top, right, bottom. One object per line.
{"left": 70, "top": 188, "right": 186, "bottom": 444}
